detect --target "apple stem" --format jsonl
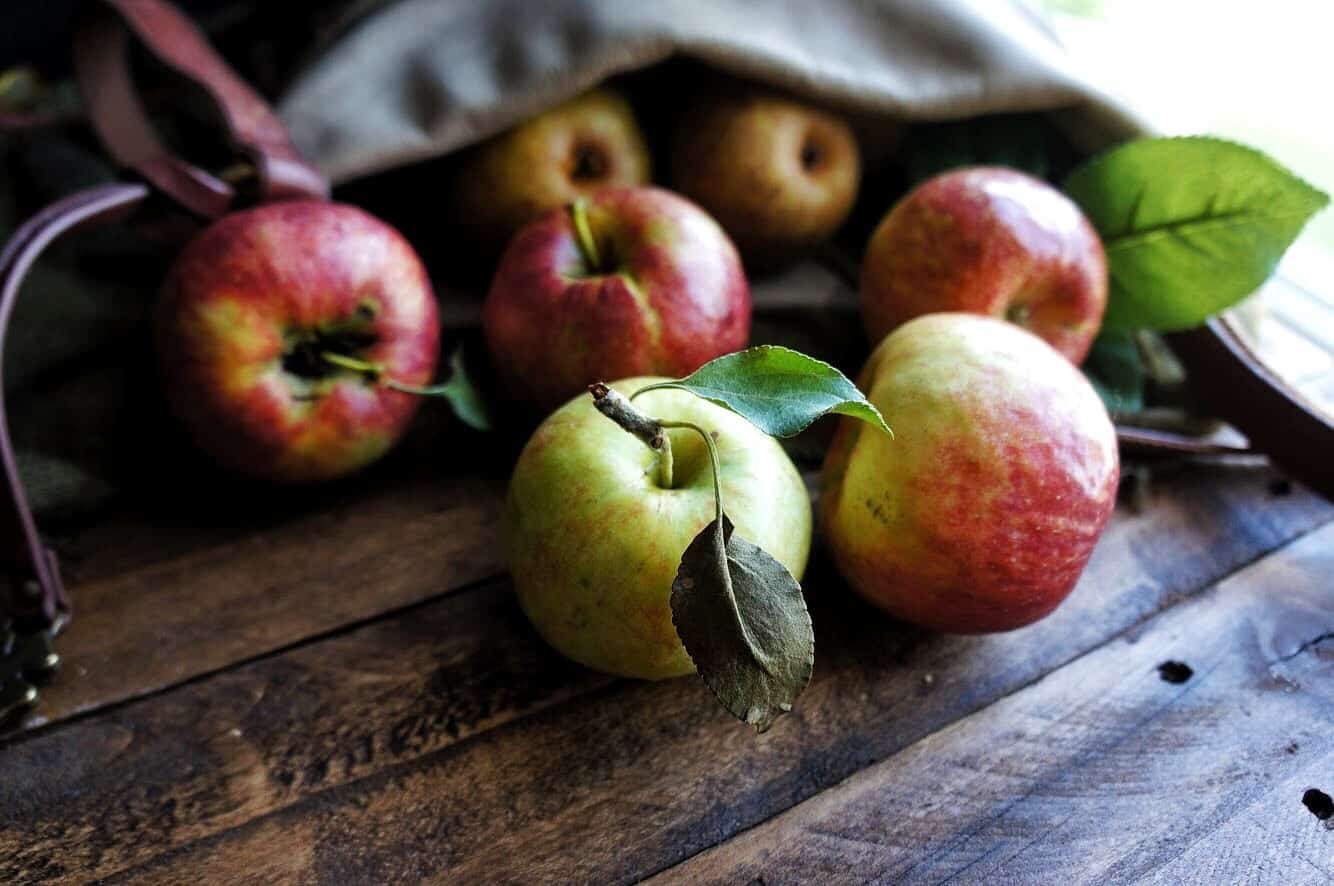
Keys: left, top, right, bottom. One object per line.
{"left": 320, "top": 350, "right": 447, "bottom": 397}
{"left": 658, "top": 419, "right": 723, "bottom": 525}
{"left": 588, "top": 383, "right": 675, "bottom": 489}
{"left": 658, "top": 435, "right": 675, "bottom": 490}
{"left": 569, "top": 197, "right": 602, "bottom": 272}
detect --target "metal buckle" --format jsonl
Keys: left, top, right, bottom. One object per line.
{"left": 0, "top": 615, "right": 62, "bottom": 724}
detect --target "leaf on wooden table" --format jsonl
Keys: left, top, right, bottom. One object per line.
{"left": 671, "top": 515, "right": 813, "bottom": 733}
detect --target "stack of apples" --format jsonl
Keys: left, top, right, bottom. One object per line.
{"left": 154, "top": 80, "right": 1118, "bottom": 660}
{"left": 461, "top": 85, "right": 1118, "bottom": 659}
{"left": 473, "top": 86, "right": 865, "bottom": 413}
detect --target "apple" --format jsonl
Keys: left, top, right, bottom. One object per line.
{"left": 452, "top": 87, "right": 651, "bottom": 249}
{"left": 155, "top": 200, "right": 440, "bottom": 482}
{"left": 820, "top": 313, "right": 1118, "bottom": 633}
{"left": 506, "top": 377, "right": 812, "bottom": 678}
{"left": 671, "top": 90, "right": 861, "bottom": 268}
{"left": 482, "top": 186, "right": 751, "bottom": 413}
{"left": 861, "top": 166, "right": 1107, "bottom": 363}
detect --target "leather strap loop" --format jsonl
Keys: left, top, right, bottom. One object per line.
{"left": 0, "top": 182, "right": 151, "bottom": 624}
{"left": 72, "top": 0, "right": 328, "bottom": 219}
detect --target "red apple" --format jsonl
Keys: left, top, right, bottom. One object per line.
{"left": 155, "top": 200, "right": 440, "bottom": 482}
{"left": 671, "top": 90, "right": 861, "bottom": 268}
{"left": 820, "top": 313, "right": 1119, "bottom": 633}
{"left": 482, "top": 186, "right": 751, "bottom": 413}
{"left": 861, "top": 167, "right": 1107, "bottom": 363}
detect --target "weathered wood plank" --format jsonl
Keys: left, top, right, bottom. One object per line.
{"left": 655, "top": 522, "right": 1334, "bottom": 885}
{"left": 19, "top": 465, "right": 1318, "bottom": 885}
{"left": 0, "top": 577, "right": 610, "bottom": 883}
{"left": 7, "top": 447, "right": 508, "bottom": 736}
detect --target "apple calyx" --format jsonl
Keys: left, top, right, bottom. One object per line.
{"left": 570, "top": 143, "right": 609, "bottom": 181}
{"left": 281, "top": 305, "right": 380, "bottom": 381}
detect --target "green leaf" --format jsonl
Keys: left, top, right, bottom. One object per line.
{"left": 1064, "top": 136, "right": 1330, "bottom": 331}
{"left": 1082, "top": 330, "right": 1144, "bottom": 415}
{"left": 670, "top": 515, "right": 813, "bottom": 733}
{"left": 634, "top": 346, "right": 892, "bottom": 438}
{"left": 903, "top": 114, "right": 1049, "bottom": 186}
{"left": 435, "top": 348, "right": 491, "bottom": 431}
{"left": 401, "top": 347, "right": 491, "bottom": 431}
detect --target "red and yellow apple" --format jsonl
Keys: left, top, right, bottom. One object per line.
{"left": 861, "top": 167, "right": 1107, "bottom": 363}
{"left": 672, "top": 90, "right": 861, "bottom": 268}
{"left": 155, "top": 200, "right": 439, "bottom": 482}
{"left": 821, "top": 313, "right": 1119, "bottom": 633}
{"left": 452, "top": 87, "right": 651, "bottom": 249}
{"left": 507, "top": 377, "right": 811, "bottom": 678}
{"left": 482, "top": 186, "right": 751, "bottom": 413}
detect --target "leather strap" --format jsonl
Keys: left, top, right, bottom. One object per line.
{"left": 0, "top": 0, "right": 328, "bottom": 649}
{"left": 72, "top": 0, "right": 328, "bottom": 219}
{"left": 1168, "top": 316, "right": 1334, "bottom": 499}
{"left": 0, "top": 182, "right": 152, "bottom": 624}
{"left": 0, "top": 3, "right": 330, "bottom": 719}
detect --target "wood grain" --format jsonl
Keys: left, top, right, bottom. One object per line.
{"left": 4, "top": 466, "right": 1317, "bottom": 884}
{"left": 656, "top": 522, "right": 1334, "bottom": 885}
{"left": 7, "top": 448, "right": 508, "bottom": 736}
{"left": 1, "top": 261, "right": 852, "bottom": 739}
{"left": 0, "top": 576, "right": 611, "bottom": 883}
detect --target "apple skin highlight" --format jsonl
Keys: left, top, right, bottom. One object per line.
{"left": 155, "top": 201, "right": 440, "bottom": 483}
{"left": 821, "top": 314, "right": 1119, "bottom": 633}
{"left": 861, "top": 167, "right": 1108, "bottom": 363}
{"left": 483, "top": 186, "right": 751, "bottom": 414}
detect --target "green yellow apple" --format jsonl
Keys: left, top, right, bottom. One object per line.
{"left": 821, "top": 313, "right": 1119, "bottom": 633}
{"left": 671, "top": 90, "right": 861, "bottom": 268}
{"left": 506, "top": 377, "right": 812, "bottom": 679}
{"left": 452, "top": 87, "right": 651, "bottom": 248}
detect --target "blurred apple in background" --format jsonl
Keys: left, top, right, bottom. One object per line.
{"left": 452, "top": 88, "right": 651, "bottom": 249}
{"left": 821, "top": 313, "right": 1118, "bottom": 633}
{"left": 483, "top": 186, "right": 750, "bottom": 413}
{"left": 155, "top": 201, "right": 440, "bottom": 483}
{"left": 671, "top": 90, "right": 861, "bottom": 269}
{"left": 861, "top": 167, "right": 1107, "bottom": 363}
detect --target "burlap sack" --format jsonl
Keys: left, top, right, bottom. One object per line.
{"left": 278, "top": 0, "right": 1147, "bottom": 183}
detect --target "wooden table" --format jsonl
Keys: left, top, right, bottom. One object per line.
{"left": 2, "top": 267, "right": 1332, "bottom": 884}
